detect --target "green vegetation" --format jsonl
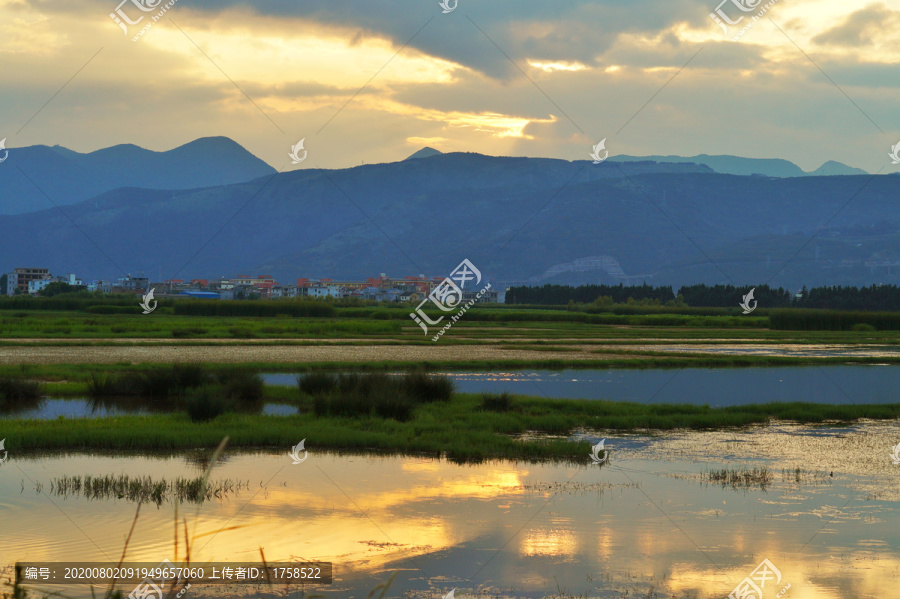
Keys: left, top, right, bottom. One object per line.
{"left": 300, "top": 372, "right": 454, "bottom": 422}
{"left": 173, "top": 299, "right": 335, "bottom": 317}
{"left": 3, "top": 390, "right": 899, "bottom": 460}
{"left": 0, "top": 377, "right": 41, "bottom": 401}
{"left": 508, "top": 282, "right": 900, "bottom": 312}
{"left": 769, "top": 308, "right": 900, "bottom": 331}
{"left": 0, "top": 377, "right": 42, "bottom": 414}
{"left": 87, "top": 364, "right": 213, "bottom": 398}
{"left": 184, "top": 385, "right": 232, "bottom": 422}
{"left": 480, "top": 392, "right": 514, "bottom": 412}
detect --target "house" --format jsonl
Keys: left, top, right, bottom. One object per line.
{"left": 8, "top": 267, "right": 50, "bottom": 294}
{"left": 381, "top": 288, "right": 403, "bottom": 302}
{"left": 28, "top": 279, "right": 54, "bottom": 295}
{"left": 116, "top": 276, "right": 149, "bottom": 291}
{"left": 307, "top": 285, "right": 340, "bottom": 298}
{"left": 87, "top": 280, "right": 113, "bottom": 293}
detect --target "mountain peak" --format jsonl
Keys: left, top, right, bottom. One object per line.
{"left": 808, "top": 160, "right": 868, "bottom": 176}
{"left": 405, "top": 147, "right": 443, "bottom": 161}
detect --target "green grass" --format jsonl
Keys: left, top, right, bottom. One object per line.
{"left": 303, "top": 372, "right": 453, "bottom": 422}
{"left": 3, "top": 393, "right": 898, "bottom": 461}
{"left": 0, "top": 310, "right": 402, "bottom": 339}
{"left": 480, "top": 392, "right": 514, "bottom": 412}
{"left": 6, "top": 301, "right": 900, "bottom": 341}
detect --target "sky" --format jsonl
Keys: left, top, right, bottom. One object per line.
{"left": 1, "top": 0, "right": 898, "bottom": 173}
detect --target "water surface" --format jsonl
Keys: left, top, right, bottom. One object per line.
{"left": 2, "top": 423, "right": 898, "bottom": 598}
{"left": 271, "top": 365, "right": 900, "bottom": 406}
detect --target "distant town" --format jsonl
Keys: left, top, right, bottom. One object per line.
{"left": 1, "top": 267, "right": 506, "bottom": 303}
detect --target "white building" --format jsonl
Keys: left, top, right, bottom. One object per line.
{"left": 28, "top": 279, "right": 54, "bottom": 294}
{"left": 306, "top": 285, "right": 341, "bottom": 298}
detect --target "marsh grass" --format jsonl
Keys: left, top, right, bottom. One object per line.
{"left": 0, "top": 377, "right": 41, "bottom": 401}
{"left": 49, "top": 474, "right": 248, "bottom": 505}
{"left": 305, "top": 372, "right": 452, "bottom": 421}
{"left": 703, "top": 467, "right": 773, "bottom": 489}
{"left": 184, "top": 385, "right": 231, "bottom": 422}
{"left": 298, "top": 372, "right": 338, "bottom": 396}
{"left": 0, "top": 377, "right": 42, "bottom": 414}
{"left": 7, "top": 438, "right": 231, "bottom": 599}
{"left": 216, "top": 369, "right": 264, "bottom": 403}
{"left": 87, "top": 365, "right": 211, "bottom": 398}
{"left": 480, "top": 392, "right": 514, "bottom": 412}
{"left": 5, "top": 394, "right": 900, "bottom": 462}
{"left": 85, "top": 366, "right": 263, "bottom": 420}
{"left": 401, "top": 371, "right": 454, "bottom": 402}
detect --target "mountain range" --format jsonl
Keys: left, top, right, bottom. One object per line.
{"left": 0, "top": 138, "right": 897, "bottom": 289}
{"left": 609, "top": 154, "right": 868, "bottom": 178}
{"left": 0, "top": 137, "right": 275, "bottom": 215}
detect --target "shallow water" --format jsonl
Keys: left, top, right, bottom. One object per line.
{"left": 272, "top": 365, "right": 900, "bottom": 406}
{"left": 0, "top": 399, "right": 296, "bottom": 420}
{"left": 2, "top": 423, "right": 899, "bottom": 598}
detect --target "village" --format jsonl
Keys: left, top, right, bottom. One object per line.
{"left": 2, "top": 267, "right": 506, "bottom": 303}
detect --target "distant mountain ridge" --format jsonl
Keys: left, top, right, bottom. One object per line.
{"left": 0, "top": 149, "right": 897, "bottom": 289}
{"left": 609, "top": 153, "right": 868, "bottom": 178}
{"left": 0, "top": 137, "right": 276, "bottom": 215}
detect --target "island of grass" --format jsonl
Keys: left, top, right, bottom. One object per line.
{"left": 2, "top": 367, "right": 898, "bottom": 462}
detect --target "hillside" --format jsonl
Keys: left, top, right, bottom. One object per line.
{"left": 0, "top": 137, "right": 276, "bottom": 215}
{"left": 0, "top": 151, "right": 896, "bottom": 288}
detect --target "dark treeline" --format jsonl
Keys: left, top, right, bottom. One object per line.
{"left": 507, "top": 283, "right": 900, "bottom": 311}
{"left": 677, "top": 284, "right": 792, "bottom": 308}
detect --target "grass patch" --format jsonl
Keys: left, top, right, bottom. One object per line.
{"left": 48, "top": 473, "right": 247, "bottom": 505}
{"left": 3, "top": 394, "right": 899, "bottom": 462}
{"left": 480, "top": 392, "right": 514, "bottom": 412}
{"left": 304, "top": 372, "right": 453, "bottom": 421}
{"left": 0, "top": 377, "right": 41, "bottom": 401}
{"left": 703, "top": 467, "right": 774, "bottom": 490}
{"left": 184, "top": 385, "right": 231, "bottom": 422}
{"left": 298, "top": 372, "right": 338, "bottom": 396}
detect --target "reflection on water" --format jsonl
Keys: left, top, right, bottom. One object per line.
{"left": 2, "top": 423, "right": 899, "bottom": 598}
{"left": 270, "top": 365, "right": 900, "bottom": 406}
{"left": 0, "top": 398, "right": 297, "bottom": 419}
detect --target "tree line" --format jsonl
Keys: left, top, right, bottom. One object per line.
{"left": 506, "top": 283, "right": 900, "bottom": 311}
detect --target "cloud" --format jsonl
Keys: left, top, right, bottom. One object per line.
{"left": 812, "top": 3, "right": 900, "bottom": 47}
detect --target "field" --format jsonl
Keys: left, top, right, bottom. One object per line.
{"left": 2, "top": 297, "right": 900, "bottom": 459}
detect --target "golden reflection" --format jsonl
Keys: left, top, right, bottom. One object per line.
{"left": 596, "top": 526, "right": 614, "bottom": 560}
{"left": 4, "top": 423, "right": 900, "bottom": 598}
{"left": 520, "top": 527, "right": 577, "bottom": 557}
